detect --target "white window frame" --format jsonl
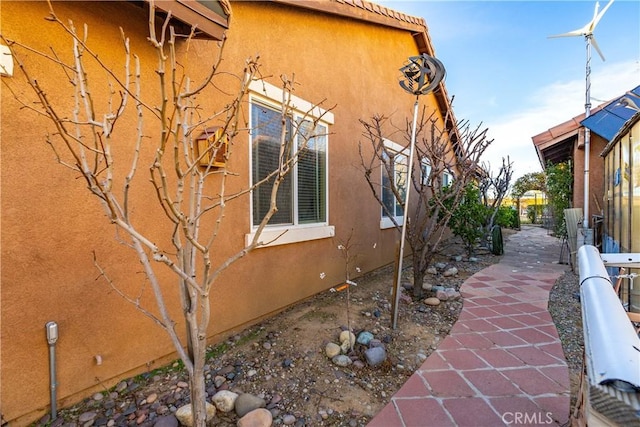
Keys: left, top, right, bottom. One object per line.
{"left": 443, "top": 170, "right": 454, "bottom": 187}
{"left": 380, "top": 139, "right": 408, "bottom": 229}
{"left": 245, "top": 79, "right": 335, "bottom": 248}
{"left": 421, "top": 158, "right": 432, "bottom": 186}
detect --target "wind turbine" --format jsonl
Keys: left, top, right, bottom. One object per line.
{"left": 549, "top": 0, "right": 614, "bottom": 230}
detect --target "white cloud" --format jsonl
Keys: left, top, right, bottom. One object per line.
{"left": 480, "top": 60, "right": 640, "bottom": 181}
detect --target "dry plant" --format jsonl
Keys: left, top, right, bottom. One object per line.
{"left": 2, "top": 2, "right": 331, "bottom": 425}
{"left": 359, "top": 108, "right": 493, "bottom": 300}
{"left": 479, "top": 156, "right": 514, "bottom": 245}
{"left": 332, "top": 231, "right": 361, "bottom": 352}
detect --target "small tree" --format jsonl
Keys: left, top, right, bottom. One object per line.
{"left": 3, "top": 4, "right": 331, "bottom": 425}
{"left": 359, "top": 109, "right": 492, "bottom": 299}
{"left": 511, "top": 171, "right": 547, "bottom": 229}
{"left": 545, "top": 161, "right": 573, "bottom": 237}
{"left": 478, "top": 156, "right": 514, "bottom": 244}
{"left": 447, "top": 183, "right": 487, "bottom": 256}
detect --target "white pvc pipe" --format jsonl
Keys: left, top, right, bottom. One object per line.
{"left": 577, "top": 245, "right": 640, "bottom": 390}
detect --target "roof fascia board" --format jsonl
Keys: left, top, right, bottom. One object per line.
{"left": 144, "top": 0, "right": 229, "bottom": 40}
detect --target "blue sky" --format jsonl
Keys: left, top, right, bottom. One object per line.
{"left": 380, "top": 0, "right": 640, "bottom": 181}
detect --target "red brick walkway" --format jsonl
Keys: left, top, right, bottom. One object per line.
{"left": 368, "top": 226, "right": 571, "bottom": 427}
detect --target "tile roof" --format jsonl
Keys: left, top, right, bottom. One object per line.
{"left": 334, "top": 0, "right": 427, "bottom": 28}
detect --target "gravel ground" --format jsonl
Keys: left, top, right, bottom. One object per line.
{"left": 33, "top": 231, "right": 586, "bottom": 427}
{"left": 547, "top": 268, "right": 584, "bottom": 413}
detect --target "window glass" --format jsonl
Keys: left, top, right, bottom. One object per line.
{"left": 381, "top": 146, "right": 407, "bottom": 222}
{"left": 631, "top": 123, "right": 640, "bottom": 252}
{"left": 297, "top": 121, "right": 327, "bottom": 224}
{"left": 251, "top": 102, "right": 328, "bottom": 227}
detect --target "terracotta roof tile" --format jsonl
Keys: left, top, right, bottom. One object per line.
{"left": 335, "top": 0, "right": 427, "bottom": 29}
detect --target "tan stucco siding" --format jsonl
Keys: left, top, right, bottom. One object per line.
{"left": 1, "top": 1, "right": 448, "bottom": 424}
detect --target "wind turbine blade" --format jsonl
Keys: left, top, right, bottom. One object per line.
{"left": 548, "top": 28, "right": 585, "bottom": 38}
{"left": 591, "top": 36, "right": 606, "bottom": 61}
{"left": 592, "top": 0, "right": 615, "bottom": 31}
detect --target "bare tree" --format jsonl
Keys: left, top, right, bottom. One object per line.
{"left": 3, "top": 4, "right": 331, "bottom": 425}
{"left": 359, "top": 108, "right": 492, "bottom": 299}
{"left": 478, "top": 156, "right": 514, "bottom": 245}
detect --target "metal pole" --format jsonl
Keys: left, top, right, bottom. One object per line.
{"left": 46, "top": 321, "right": 58, "bottom": 420}
{"left": 583, "top": 35, "right": 592, "bottom": 228}
{"left": 392, "top": 96, "right": 420, "bottom": 330}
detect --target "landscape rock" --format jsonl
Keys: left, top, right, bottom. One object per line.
{"left": 235, "top": 393, "right": 266, "bottom": 418}
{"left": 325, "top": 342, "right": 341, "bottom": 358}
{"left": 340, "top": 339, "right": 353, "bottom": 353}
{"left": 282, "top": 414, "right": 297, "bottom": 425}
{"left": 331, "top": 354, "right": 352, "bottom": 367}
{"left": 153, "top": 415, "right": 178, "bottom": 427}
{"left": 357, "top": 331, "right": 374, "bottom": 346}
{"left": 364, "top": 346, "right": 387, "bottom": 367}
{"left": 78, "top": 412, "right": 97, "bottom": 423}
{"left": 339, "top": 330, "right": 355, "bottom": 346}
{"left": 211, "top": 390, "right": 238, "bottom": 413}
{"left": 237, "top": 408, "right": 273, "bottom": 427}
{"left": 443, "top": 267, "right": 458, "bottom": 277}
{"left": 175, "top": 403, "right": 216, "bottom": 426}
{"left": 424, "top": 297, "right": 440, "bottom": 306}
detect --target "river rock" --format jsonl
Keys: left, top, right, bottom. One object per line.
{"left": 340, "top": 339, "right": 353, "bottom": 353}
{"left": 364, "top": 346, "right": 387, "bottom": 367}
{"left": 282, "top": 414, "right": 296, "bottom": 425}
{"left": 357, "top": 331, "right": 374, "bottom": 346}
{"left": 424, "top": 297, "right": 440, "bottom": 306}
{"left": 325, "top": 342, "right": 341, "bottom": 358}
{"left": 339, "top": 330, "right": 355, "bottom": 346}
{"left": 153, "top": 415, "right": 178, "bottom": 427}
{"left": 235, "top": 393, "right": 266, "bottom": 418}
{"left": 211, "top": 390, "right": 238, "bottom": 413}
{"left": 434, "top": 262, "right": 447, "bottom": 270}
{"left": 331, "top": 354, "right": 352, "bottom": 367}
{"left": 175, "top": 403, "right": 216, "bottom": 426}
{"left": 443, "top": 266, "right": 458, "bottom": 277}
{"left": 78, "top": 412, "right": 97, "bottom": 423}
{"left": 237, "top": 408, "right": 272, "bottom": 427}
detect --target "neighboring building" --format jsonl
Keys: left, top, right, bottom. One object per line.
{"left": 0, "top": 1, "right": 458, "bottom": 424}
{"left": 532, "top": 109, "right": 607, "bottom": 227}
{"left": 600, "top": 91, "right": 640, "bottom": 255}
{"left": 531, "top": 86, "right": 640, "bottom": 234}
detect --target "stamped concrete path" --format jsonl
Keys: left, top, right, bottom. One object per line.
{"left": 368, "top": 225, "right": 571, "bottom": 427}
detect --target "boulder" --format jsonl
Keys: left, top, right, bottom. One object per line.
{"left": 211, "top": 390, "right": 238, "bottom": 413}
{"left": 364, "top": 346, "right": 387, "bottom": 367}
{"left": 175, "top": 403, "right": 216, "bottom": 426}
{"left": 235, "top": 393, "right": 266, "bottom": 418}
{"left": 237, "top": 408, "right": 273, "bottom": 427}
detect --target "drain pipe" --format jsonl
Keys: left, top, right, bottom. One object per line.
{"left": 45, "top": 321, "right": 58, "bottom": 420}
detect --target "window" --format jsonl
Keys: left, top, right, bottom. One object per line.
{"left": 246, "top": 80, "right": 334, "bottom": 247}
{"left": 421, "top": 159, "right": 431, "bottom": 185}
{"left": 443, "top": 170, "right": 454, "bottom": 187}
{"left": 381, "top": 140, "right": 408, "bottom": 229}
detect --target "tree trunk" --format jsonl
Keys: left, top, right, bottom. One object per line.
{"left": 189, "top": 333, "right": 208, "bottom": 427}
{"left": 412, "top": 252, "right": 426, "bottom": 300}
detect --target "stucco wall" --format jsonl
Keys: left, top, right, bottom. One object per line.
{"left": 1, "top": 1, "right": 445, "bottom": 424}
{"left": 572, "top": 133, "right": 607, "bottom": 222}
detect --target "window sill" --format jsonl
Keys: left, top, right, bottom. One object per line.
{"left": 380, "top": 216, "right": 403, "bottom": 229}
{"left": 246, "top": 224, "right": 335, "bottom": 248}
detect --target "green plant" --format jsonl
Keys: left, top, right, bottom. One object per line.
{"left": 448, "top": 183, "right": 489, "bottom": 256}
{"left": 496, "top": 205, "right": 518, "bottom": 228}
{"left": 545, "top": 161, "right": 573, "bottom": 237}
